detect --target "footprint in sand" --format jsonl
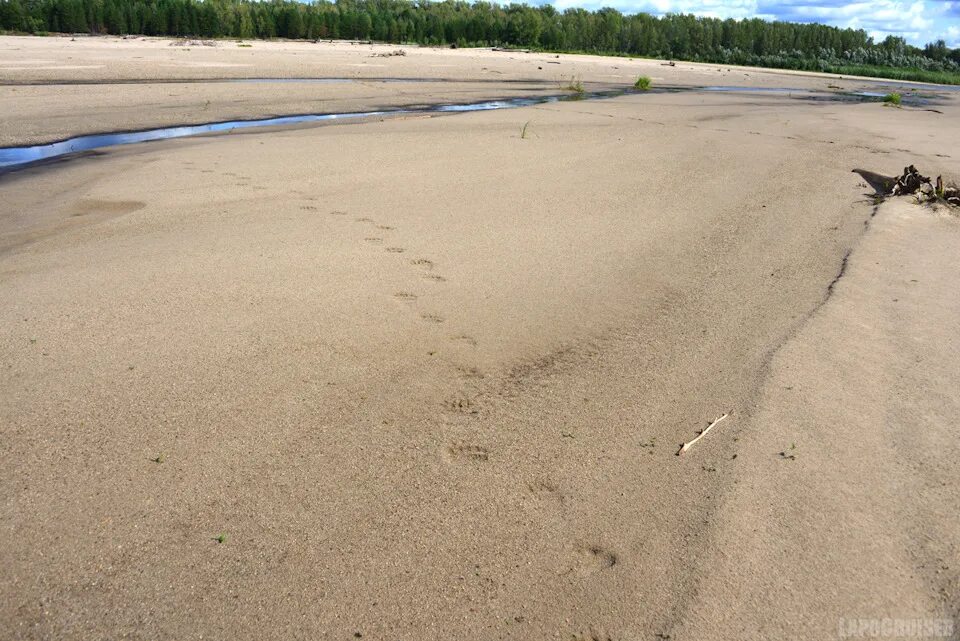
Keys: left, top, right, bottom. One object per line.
{"left": 376, "top": 225, "right": 395, "bottom": 230}
{"left": 423, "top": 274, "right": 447, "bottom": 282}
{"left": 421, "top": 313, "right": 444, "bottom": 323}
{"left": 445, "top": 444, "right": 490, "bottom": 462}
{"left": 527, "top": 479, "right": 566, "bottom": 505}
{"left": 394, "top": 292, "right": 417, "bottom": 301}
{"left": 364, "top": 237, "right": 383, "bottom": 244}
{"left": 445, "top": 397, "right": 477, "bottom": 414}
{"left": 573, "top": 545, "right": 618, "bottom": 575}
{"left": 385, "top": 247, "right": 405, "bottom": 253}
{"left": 457, "top": 366, "right": 484, "bottom": 380}
{"left": 329, "top": 210, "right": 347, "bottom": 216}
{"left": 411, "top": 258, "right": 434, "bottom": 269}
{"left": 451, "top": 335, "right": 477, "bottom": 347}
{"left": 355, "top": 216, "right": 374, "bottom": 223}
{"left": 299, "top": 205, "right": 318, "bottom": 211}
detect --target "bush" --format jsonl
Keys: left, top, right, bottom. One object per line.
{"left": 634, "top": 75, "right": 652, "bottom": 90}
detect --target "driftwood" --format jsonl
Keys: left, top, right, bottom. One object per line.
{"left": 889, "top": 165, "right": 960, "bottom": 206}
{"left": 891, "top": 165, "right": 930, "bottom": 196}
{"left": 677, "top": 413, "right": 729, "bottom": 455}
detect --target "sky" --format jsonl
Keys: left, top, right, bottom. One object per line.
{"left": 533, "top": 0, "right": 960, "bottom": 48}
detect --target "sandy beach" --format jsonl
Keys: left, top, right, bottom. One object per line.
{"left": 1, "top": 35, "right": 958, "bottom": 640}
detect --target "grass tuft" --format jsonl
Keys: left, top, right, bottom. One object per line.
{"left": 883, "top": 92, "right": 902, "bottom": 106}
{"left": 634, "top": 75, "right": 652, "bottom": 90}
{"left": 561, "top": 75, "right": 584, "bottom": 94}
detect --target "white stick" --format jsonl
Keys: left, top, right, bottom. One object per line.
{"left": 677, "top": 413, "right": 729, "bottom": 455}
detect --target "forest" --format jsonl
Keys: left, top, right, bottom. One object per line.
{"left": 2, "top": 0, "right": 959, "bottom": 83}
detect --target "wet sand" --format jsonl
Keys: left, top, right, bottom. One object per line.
{"left": 1, "top": 35, "right": 958, "bottom": 640}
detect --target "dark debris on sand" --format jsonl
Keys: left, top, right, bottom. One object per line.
{"left": 891, "top": 165, "right": 960, "bottom": 206}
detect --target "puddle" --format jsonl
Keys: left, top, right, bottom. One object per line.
{"left": 0, "top": 90, "right": 627, "bottom": 171}
{"left": 229, "top": 77, "right": 453, "bottom": 84}
{"left": 660, "top": 84, "right": 940, "bottom": 106}
{"left": 860, "top": 80, "right": 960, "bottom": 92}
{"left": 699, "top": 86, "right": 808, "bottom": 93}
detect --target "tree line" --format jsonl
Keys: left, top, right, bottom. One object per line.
{"left": 2, "top": 0, "right": 959, "bottom": 79}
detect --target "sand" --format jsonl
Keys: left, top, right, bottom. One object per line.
{"left": 1, "top": 35, "right": 958, "bottom": 640}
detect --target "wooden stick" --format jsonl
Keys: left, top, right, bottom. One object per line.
{"left": 677, "top": 413, "right": 729, "bottom": 455}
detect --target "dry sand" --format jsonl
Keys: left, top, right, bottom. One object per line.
{"left": 1, "top": 36, "right": 958, "bottom": 640}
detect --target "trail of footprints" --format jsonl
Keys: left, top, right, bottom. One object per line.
{"left": 321, "top": 206, "right": 497, "bottom": 463}
{"left": 319, "top": 204, "right": 469, "bottom": 338}
{"left": 319, "top": 204, "right": 618, "bottom": 583}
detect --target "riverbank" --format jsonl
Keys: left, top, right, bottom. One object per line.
{"left": 1, "top": 37, "right": 958, "bottom": 640}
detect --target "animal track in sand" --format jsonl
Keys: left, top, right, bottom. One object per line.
{"left": 445, "top": 398, "right": 477, "bottom": 414}
{"left": 364, "top": 237, "right": 383, "bottom": 244}
{"left": 457, "top": 366, "right": 484, "bottom": 380}
{"left": 446, "top": 444, "right": 490, "bottom": 462}
{"left": 385, "top": 247, "right": 405, "bottom": 253}
{"left": 421, "top": 313, "right": 444, "bottom": 323}
{"left": 299, "top": 205, "right": 318, "bottom": 211}
{"left": 376, "top": 225, "right": 394, "bottom": 230}
{"left": 527, "top": 478, "right": 564, "bottom": 503}
{"left": 394, "top": 292, "right": 417, "bottom": 301}
{"left": 451, "top": 335, "right": 477, "bottom": 346}
{"left": 423, "top": 274, "right": 447, "bottom": 282}
{"left": 411, "top": 258, "right": 434, "bottom": 269}
{"left": 355, "top": 216, "right": 374, "bottom": 223}
{"left": 577, "top": 545, "right": 618, "bottom": 574}
{"left": 329, "top": 210, "right": 348, "bottom": 216}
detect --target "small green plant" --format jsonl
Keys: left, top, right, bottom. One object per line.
{"left": 634, "top": 75, "right": 652, "bottom": 90}
{"left": 214, "top": 533, "right": 226, "bottom": 544}
{"left": 150, "top": 454, "right": 165, "bottom": 463}
{"left": 779, "top": 443, "right": 798, "bottom": 460}
{"left": 562, "top": 75, "right": 584, "bottom": 94}
{"left": 520, "top": 120, "right": 531, "bottom": 139}
{"left": 883, "top": 92, "right": 901, "bottom": 105}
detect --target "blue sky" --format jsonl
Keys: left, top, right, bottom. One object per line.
{"left": 534, "top": 0, "right": 960, "bottom": 47}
